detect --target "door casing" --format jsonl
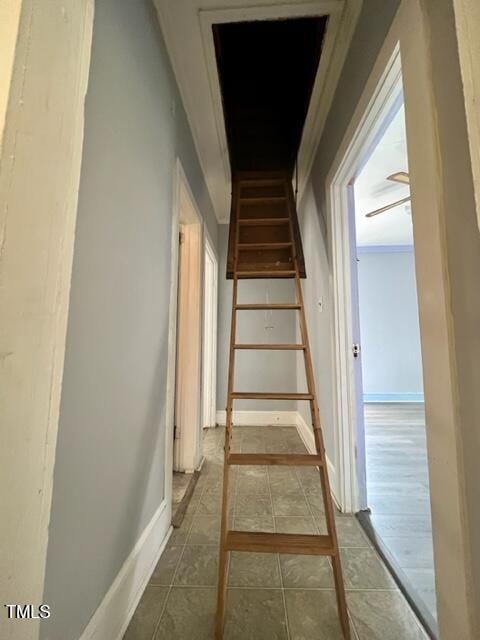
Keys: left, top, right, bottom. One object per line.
{"left": 202, "top": 230, "right": 218, "bottom": 429}
{"left": 326, "top": 0, "right": 475, "bottom": 636}
{"left": 166, "top": 160, "right": 203, "bottom": 476}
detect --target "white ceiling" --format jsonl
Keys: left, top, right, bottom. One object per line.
{"left": 354, "top": 104, "right": 412, "bottom": 247}
{"left": 154, "top": 0, "right": 362, "bottom": 222}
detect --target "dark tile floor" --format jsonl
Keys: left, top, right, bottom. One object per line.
{"left": 364, "top": 403, "right": 437, "bottom": 632}
{"left": 124, "top": 425, "right": 428, "bottom": 640}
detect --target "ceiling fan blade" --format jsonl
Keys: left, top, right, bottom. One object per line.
{"left": 365, "top": 196, "right": 411, "bottom": 218}
{"left": 386, "top": 171, "right": 410, "bottom": 185}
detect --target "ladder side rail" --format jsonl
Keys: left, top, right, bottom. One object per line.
{"left": 215, "top": 179, "right": 242, "bottom": 639}
{"left": 284, "top": 180, "right": 351, "bottom": 640}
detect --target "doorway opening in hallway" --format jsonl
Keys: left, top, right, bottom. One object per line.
{"left": 327, "top": 42, "right": 442, "bottom": 637}
{"left": 170, "top": 164, "right": 204, "bottom": 522}
{"left": 349, "top": 97, "right": 437, "bottom": 637}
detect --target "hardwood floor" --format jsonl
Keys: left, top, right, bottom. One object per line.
{"left": 364, "top": 403, "right": 437, "bottom": 635}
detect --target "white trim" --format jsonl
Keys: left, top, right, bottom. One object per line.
{"left": 79, "top": 502, "right": 171, "bottom": 640}
{"left": 294, "top": 411, "right": 339, "bottom": 507}
{"left": 356, "top": 243, "right": 413, "bottom": 253}
{"left": 453, "top": 0, "right": 480, "bottom": 231}
{"left": 0, "top": 1, "right": 94, "bottom": 627}
{"left": 202, "top": 232, "right": 218, "bottom": 428}
{"left": 215, "top": 410, "right": 298, "bottom": 427}
{"left": 327, "top": 46, "right": 403, "bottom": 514}
{"left": 154, "top": 0, "right": 361, "bottom": 223}
{"left": 163, "top": 160, "right": 183, "bottom": 519}
{"left": 172, "top": 161, "right": 203, "bottom": 473}
{"left": 297, "top": 0, "right": 362, "bottom": 201}
{"left": 363, "top": 392, "right": 424, "bottom": 403}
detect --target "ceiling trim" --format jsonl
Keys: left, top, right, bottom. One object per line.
{"left": 297, "top": 0, "right": 363, "bottom": 200}
{"left": 154, "top": 0, "right": 362, "bottom": 223}
{"left": 356, "top": 244, "right": 413, "bottom": 253}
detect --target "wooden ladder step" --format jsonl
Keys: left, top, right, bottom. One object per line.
{"left": 238, "top": 178, "right": 285, "bottom": 187}
{"left": 234, "top": 343, "right": 305, "bottom": 350}
{"left": 231, "top": 392, "right": 314, "bottom": 400}
{"left": 239, "top": 196, "right": 287, "bottom": 204}
{"left": 225, "top": 531, "right": 335, "bottom": 556}
{"left": 228, "top": 453, "right": 323, "bottom": 467}
{"left": 236, "top": 270, "right": 296, "bottom": 278}
{"left": 235, "top": 303, "right": 301, "bottom": 310}
{"left": 238, "top": 242, "right": 293, "bottom": 250}
{"left": 239, "top": 218, "right": 289, "bottom": 226}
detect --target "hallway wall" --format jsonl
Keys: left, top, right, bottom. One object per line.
{"left": 42, "top": 1, "right": 217, "bottom": 639}
{"left": 297, "top": 0, "right": 401, "bottom": 463}
{"left": 357, "top": 249, "right": 424, "bottom": 400}
{"left": 299, "top": 0, "right": 480, "bottom": 635}
{"left": 295, "top": 184, "right": 336, "bottom": 453}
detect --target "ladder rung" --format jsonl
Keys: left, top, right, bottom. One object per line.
{"left": 239, "top": 196, "right": 287, "bottom": 204}
{"left": 235, "top": 303, "right": 301, "bottom": 311}
{"left": 225, "top": 531, "right": 335, "bottom": 556}
{"left": 236, "top": 270, "right": 296, "bottom": 278}
{"left": 228, "top": 453, "right": 323, "bottom": 467}
{"left": 238, "top": 178, "right": 285, "bottom": 187}
{"left": 239, "top": 218, "right": 289, "bottom": 226}
{"left": 234, "top": 343, "right": 305, "bottom": 350}
{"left": 238, "top": 242, "right": 293, "bottom": 250}
{"left": 231, "top": 392, "right": 313, "bottom": 400}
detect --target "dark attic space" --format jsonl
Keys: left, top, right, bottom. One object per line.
{"left": 213, "top": 17, "right": 328, "bottom": 174}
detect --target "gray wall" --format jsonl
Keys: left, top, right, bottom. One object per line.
{"left": 216, "top": 225, "right": 298, "bottom": 412}
{"left": 296, "top": 0, "right": 401, "bottom": 460}
{"left": 42, "top": 1, "right": 217, "bottom": 639}
{"left": 295, "top": 184, "right": 335, "bottom": 449}
{"left": 357, "top": 250, "right": 423, "bottom": 399}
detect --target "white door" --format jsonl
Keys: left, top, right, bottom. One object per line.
{"left": 347, "top": 184, "right": 368, "bottom": 510}
{"left": 202, "top": 235, "right": 218, "bottom": 429}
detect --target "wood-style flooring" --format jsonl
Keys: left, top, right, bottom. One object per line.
{"left": 364, "top": 403, "right": 437, "bottom": 635}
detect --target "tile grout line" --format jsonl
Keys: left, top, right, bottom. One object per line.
{"left": 154, "top": 584, "right": 400, "bottom": 592}
{"left": 150, "top": 458, "right": 208, "bottom": 640}
{"left": 293, "top": 448, "right": 363, "bottom": 640}
{"left": 267, "top": 445, "right": 292, "bottom": 640}
{"left": 130, "top": 426, "right": 429, "bottom": 640}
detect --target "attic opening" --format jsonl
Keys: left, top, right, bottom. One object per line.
{"left": 213, "top": 16, "right": 328, "bottom": 174}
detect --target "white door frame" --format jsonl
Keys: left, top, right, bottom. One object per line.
{"left": 0, "top": 3, "right": 94, "bottom": 632}
{"left": 202, "top": 229, "right": 218, "bottom": 429}
{"left": 328, "top": 49, "right": 404, "bottom": 514}
{"left": 165, "top": 159, "right": 203, "bottom": 482}
{"left": 453, "top": 0, "right": 480, "bottom": 231}
{"left": 326, "top": 0, "right": 474, "bottom": 636}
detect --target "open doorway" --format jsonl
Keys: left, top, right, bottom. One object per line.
{"left": 350, "top": 100, "right": 437, "bottom": 635}
{"left": 327, "top": 48, "right": 439, "bottom": 636}
{"left": 169, "top": 163, "right": 204, "bottom": 522}
{"left": 327, "top": 4, "right": 474, "bottom": 636}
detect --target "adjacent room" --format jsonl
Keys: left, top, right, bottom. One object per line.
{"left": 352, "top": 102, "right": 437, "bottom": 635}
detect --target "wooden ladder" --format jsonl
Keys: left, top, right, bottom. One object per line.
{"left": 215, "top": 174, "right": 351, "bottom": 639}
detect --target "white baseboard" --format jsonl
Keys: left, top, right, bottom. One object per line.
{"left": 294, "top": 411, "right": 339, "bottom": 507}
{"left": 80, "top": 500, "right": 171, "bottom": 640}
{"left": 216, "top": 410, "right": 298, "bottom": 427}
{"left": 363, "top": 392, "right": 424, "bottom": 403}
